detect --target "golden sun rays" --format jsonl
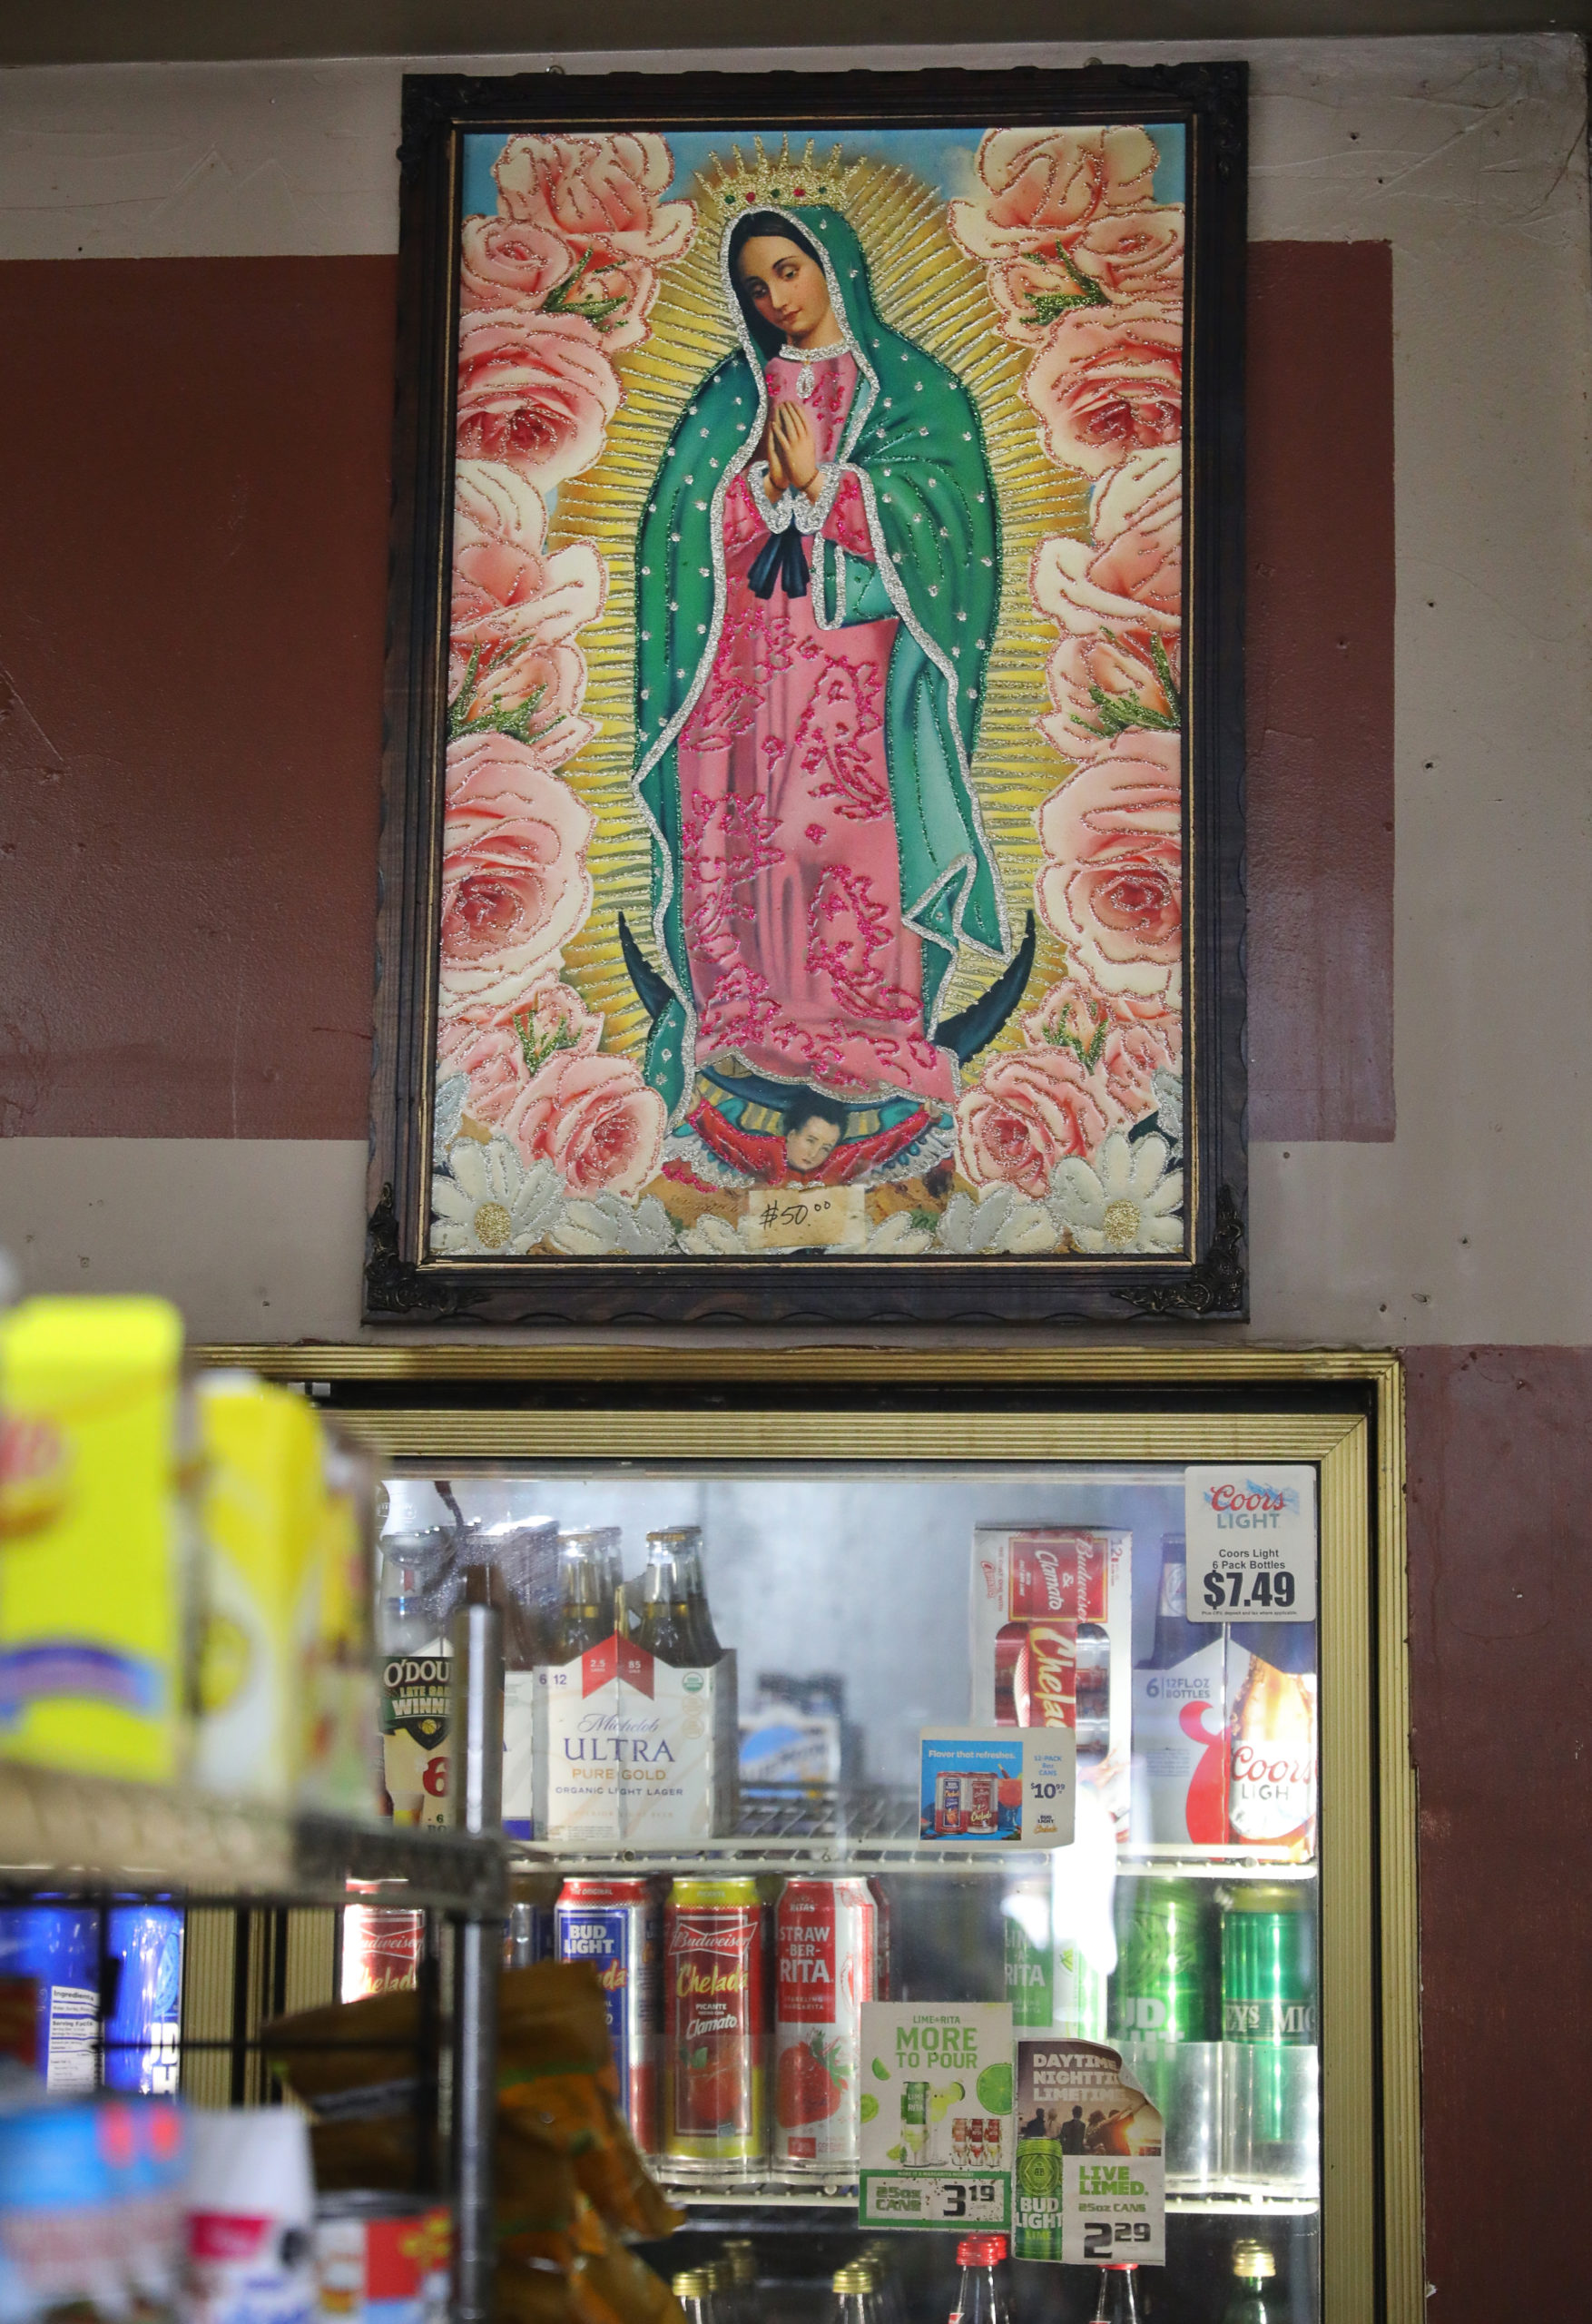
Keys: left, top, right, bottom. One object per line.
{"left": 546, "top": 141, "right": 1086, "bottom": 1066}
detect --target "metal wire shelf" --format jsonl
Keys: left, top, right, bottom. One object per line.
{"left": 510, "top": 1785, "right": 1316, "bottom": 1880}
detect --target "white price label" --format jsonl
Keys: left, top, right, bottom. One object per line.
{"left": 1184, "top": 1464, "right": 1317, "bottom": 1624}
{"left": 860, "top": 2174, "right": 1010, "bottom": 2229}
{"left": 1061, "top": 2155, "right": 1165, "bottom": 2267}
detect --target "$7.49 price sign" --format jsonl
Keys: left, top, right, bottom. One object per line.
{"left": 1184, "top": 1463, "right": 1318, "bottom": 1625}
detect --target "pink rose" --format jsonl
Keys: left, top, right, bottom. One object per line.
{"left": 1023, "top": 973, "right": 1182, "bottom": 1057}
{"left": 494, "top": 133, "right": 695, "bottom": 264}
{"left": 500, "top": 1049, "right": 666, "bottom": 1197}
{"left": 436, "top": 1018, "right": 530, "bottom": 1128}
{"left": 459, "top": 214, "right": 571, "bottom": 311}
{"left": 989, "top": 206, "right": 1183, "bottom": 344}
{"left": 1022, "top": 975, "right": 1114, "bottom": 1058}
{"left": 1037, "top": 732, "right": 1183, "bottom": 1002}
{"left": 1039, "top": 628, "right": 1180, "bottom": 757}
{"left": 1025, "top": 305, "right": 1183, "bottom": 480}
{"left": 454, "top": 458, "right": 546, "bottom": 553}
{"left": 956, "top": 1047, "right": 1113, "bottom": 1196}
{"left": 1101, "top": 1016, "right": 1181, "bottom": 1121}
{"left": 450, "top": 532, "right": 604, "bottom": 758}
{"left": 1033, "top": 448, "right": 1183, "bottom": 637}
{"left": 457, "top": 309, "right": 620, "bottom": 492}
{"left": 950, "top": 125, "right": 1160, "bottom": 261}
{"left": 439, "top": 732, "right": 595, "bottom": 1019}
{"left": 512, "top": 973, "right": 604, "bottom": 1068}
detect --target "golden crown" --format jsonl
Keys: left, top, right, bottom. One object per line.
{"left": 702, "top": 136, "right": 859, "bottom": 217}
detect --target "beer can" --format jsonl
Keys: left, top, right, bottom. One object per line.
{"left": 663, "top": 1876, "right": 765, "bottom": 2178}
{"left": 341, "top": 1891, "right": 424, "bottom": 2004}
{"left": 1112, "top": 1879, "right": 1218, "bottom": 2044}
{"left": 315, "top": 2192, "right": 450, "bottom": 2324}
{"left": 933, "top": 1774, "right": 965, "bottom": 1836}
{"left": 869, "top": 1879, "right": 892, "bottom": 2001}
{"left": 965, "top": 1773, "right": 999, "bottom": 1837}
{"left": 555, "top": 1878, "right": 660, "bottom": 2153}
{"left": 506, "top": 1871, "right": 560, "bottom": 1970}
{"left": 104, "top": 1903, "right": 182, "bottom": 2095}
{"left": 1112, "top": 1877, "right": 1222, "bottom": 2189}
{"left": 1014, "top": 2135, "right": 1063, "bottom": 2260}
{"left": 1003, "top": 1878, "right": 1054, "bottom": 2028}
{"left": 1220, "top": 1884, "right": 1319, "bottom": 2191}
{"left": 773, "top": 1877, "right": 876, "bottom": 2174}
{"left": 0, "top": 1905, "right": 100, "bottom": 2090}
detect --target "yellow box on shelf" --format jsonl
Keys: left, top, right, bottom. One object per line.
{"left": 196, "top": 1374, "right": 376, "bottom": 1813}
{"left": 0, "top": 1295, "right": 187, "bottom": 1783}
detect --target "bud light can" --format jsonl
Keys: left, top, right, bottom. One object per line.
{"left": 1111, "top": 1877, "right": 1221, "bottom": 2188}
{"left": 104, "top": 1903, "right": 182, "bottom": 2095}
{"left": 0, "top": 1905, "right": 100, "bottom": 2090}
{"left": 1220, "top": 1884, "right": 1319, "bottom": 2191}
{"left": 772, "top": 1877, "right": 876, "bottom": 2175}
{"left": 555, "top": 1878, "right": 659, "bottom": 2152}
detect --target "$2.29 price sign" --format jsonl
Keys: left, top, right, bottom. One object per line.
{"left": 1184, "top": 1463, "right": 1318, "bottom": 1625}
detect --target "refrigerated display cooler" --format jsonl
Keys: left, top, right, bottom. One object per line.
{"left": 206, "top": 1344, "right": 1419, "bottom": 2324}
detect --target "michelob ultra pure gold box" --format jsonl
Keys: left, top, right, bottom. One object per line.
{"left": 0, "top": 1296, "right": 186, "bottom": 1781}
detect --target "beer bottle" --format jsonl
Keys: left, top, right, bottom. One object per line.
{"left": 672, "top": 2272, "right": 719, "bottom": 2324}
{"left": 638, "top": 1527, "right": 722, "bottom": 1666}
{"left": 551, "top": 1531, "right": 614, "bottom": 1659}
{"left": 673, "top": 1524, "right": 722, "bottom": 1664}
{"left": 1221, "top": 2241, "right": 1276, "bottom": 2324}
{"left": 1139, "top": 1532, "right": 1204, "bottom": 1668}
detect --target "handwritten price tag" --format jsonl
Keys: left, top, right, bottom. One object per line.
{"left": 743, "top": 1183, "right": 865, "bottom": 1250}
{"left": 1184, "top": 1463, "right": 1317, "bottom": 1623}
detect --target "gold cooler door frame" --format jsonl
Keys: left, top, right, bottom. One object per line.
{"left": 198, "top": 1344, "right": 1419, "bottom": 2324}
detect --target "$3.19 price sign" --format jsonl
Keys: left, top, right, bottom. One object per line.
{"left": 860, "top": 2175, "right": 1009, "bottom": 2229}
{"left": 1184, "top": 1463, "right": 1318, "bottom": 1625}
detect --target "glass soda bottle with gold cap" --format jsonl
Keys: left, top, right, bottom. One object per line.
{"left": 1220, "top": 2241, "right": 1276, "bottom": 2324}
{"left": 1088, "top": 2265, "right": 1140, "bottom": 2323}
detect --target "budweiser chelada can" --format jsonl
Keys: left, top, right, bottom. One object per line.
{"left": 663, "top": 1877, "right": 766, "bottom": 2179}
{"left": 773, "top": 1878, "right": 877, "bottom": 2175}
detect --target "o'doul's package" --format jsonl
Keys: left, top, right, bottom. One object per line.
{"left": 858, "top": 2003, "right": 1013, "bottom": 2230}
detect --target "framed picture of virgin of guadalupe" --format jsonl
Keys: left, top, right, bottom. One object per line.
{"left": 366, "top": 64, "right": 1248, "bottom": 1325}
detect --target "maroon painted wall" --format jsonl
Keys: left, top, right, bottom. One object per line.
{"left": 0, "top": 243, "right": 1393, "bottom": 1144}
{"left": 1406, "top": 1349, "right": 1592, "bottom": 2316}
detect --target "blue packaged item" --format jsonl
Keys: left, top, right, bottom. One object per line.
{"left": 104, "top": 1904, "right": 182, "bottom": 2095}
{"left": 0, "top": 1905, "right": 101, "bottom": 2091}
{"left": 0, "top": 2098, "right": 185, "bottom": 2322}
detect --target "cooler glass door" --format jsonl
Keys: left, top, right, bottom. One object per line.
{"left": 347, "top": 1387, "right": 1410, "bottom": 2324}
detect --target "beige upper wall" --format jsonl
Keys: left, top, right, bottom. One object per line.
{"left": 0, "top": 35, "right": 1587, "bottom": 1347}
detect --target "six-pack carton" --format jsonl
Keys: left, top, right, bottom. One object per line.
{"left": 533, "top": 1635, "right": 739, "bottom": 1845}
{"left": 971, "top": 1529, "right": 1132, "bottom": 1839}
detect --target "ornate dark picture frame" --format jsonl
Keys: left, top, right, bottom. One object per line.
{"left": 368, "top": 63, "right": 1247, "bottom": 1325}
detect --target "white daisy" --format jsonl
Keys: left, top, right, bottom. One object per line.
{"left": 1049, "top": 1132, "right": 1184, "bottom": 1255}
{"left": 429, "top": 1140, "right": 563, "bottom": 1257}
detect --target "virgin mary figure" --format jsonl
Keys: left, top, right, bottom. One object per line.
{"left": 625, "top": 175, "right": 1028, "bottom": 1190}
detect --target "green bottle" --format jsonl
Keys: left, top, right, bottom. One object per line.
{"left": 1220, "top": 2240, "right": 1275, "bottom": 2323}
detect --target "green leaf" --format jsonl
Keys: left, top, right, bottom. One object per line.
{"left": 1018, "top": 240, "right": 1110, "bottom": 330}
{"left": 544, "top": 246, "right": 631, "bottom": 333}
